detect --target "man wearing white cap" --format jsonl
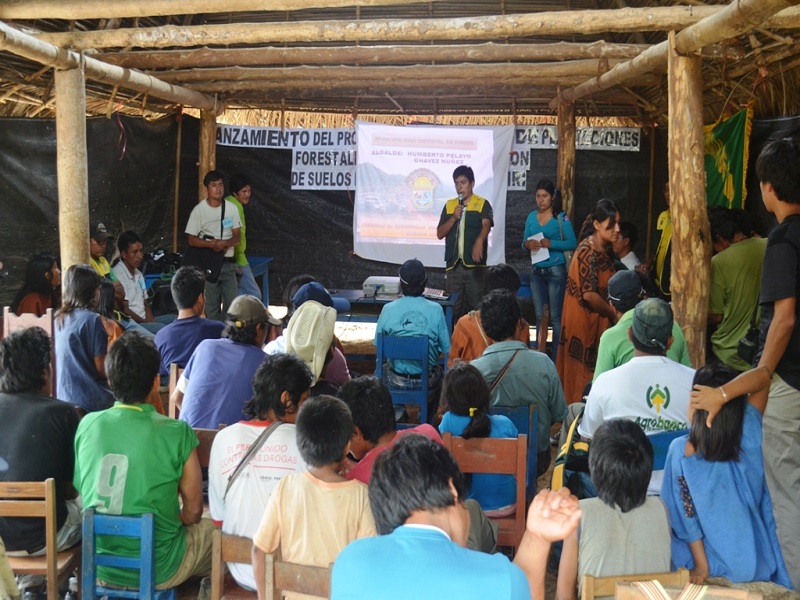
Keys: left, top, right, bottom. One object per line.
{"left": 170, "top": 294, "right": 280, "bottom": 429}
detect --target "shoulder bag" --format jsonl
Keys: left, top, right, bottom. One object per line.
{"left": 223, "top": 420, "right": 282, "bottom": 500}
{"left": 557, "top": 212, "right": 573, "bottom": 270}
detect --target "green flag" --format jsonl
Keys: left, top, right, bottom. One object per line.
{"left": 703, "top": 105, "right": 753, "bottom": 209}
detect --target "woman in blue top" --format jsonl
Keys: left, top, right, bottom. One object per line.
{"left": 663, "top": 364, "right": 792, "bottom": 588}
{"left": 522, "top": 179, "right": 576, "bottom": 362}
{"left": 438, "top": 363, "right": 517, "bottom": 516}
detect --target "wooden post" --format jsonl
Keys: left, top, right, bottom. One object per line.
{"left": 55, "top": 66, "right": 90, "bottom": 270}
{"left": 172, "top": 114, "right": 183, "bottom": 252}
{"left": 557, "top": 95, "right": 576, "bottom": 220}
{"left": 667, "top": 31, "right": 710, "bottom": 367}
{"left": 645, "top": 125, "right": 656, "bottom": 261}
{"left": 198, "top": 109, "right": 217, "bottom": 201}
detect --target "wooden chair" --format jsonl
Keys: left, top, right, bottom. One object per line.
{"left": 194, "top": 428, "right": 218, "bottom": 469}
{"left": 375, "top": 334, "right": 430, "bottom": 424}
{"left": 581, "top": 568, "right": 690, "bottom": 600}
{"left": 264, "top": 552, "right": 331, "bottom": 600}
{"left": 0, "top": 478, "right": 81, "bottom": 600}
{"left": 491, "top": 404, "right": 539, "bottom": 500}
{"left": 648, "top": 429, "right": 689, "bottom": 471}
{"left": 168, "top": 363, "right": 184, "bottom": 419}
{"left": 210, "top": 530, "right": 257, "bottom": 600}
{"left": 441, "top": 432, "right": 528, "bottom": 551}
{"left": 615, "top": 579, "right": 763, "bottom": 600}
{"left": 81, "top": 507, "right": 176, "bottom": 599}
{"left": 2, "top": 306, "right": 56, "bottom": 396}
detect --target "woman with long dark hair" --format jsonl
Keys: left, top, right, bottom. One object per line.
{"left": 437, "top": 363, "right": 517, "bottom": 516}
{"left": 55, "top": 264, "right": 114, "bottom": 414}
{"left": 10, "top": 253, "right": 61, "bottom": 316}
{"left": 522, "top": 179, "right": 576, "bottom": 361}
{"left": 556, "top": 199, "right": 620, "bottom": 405}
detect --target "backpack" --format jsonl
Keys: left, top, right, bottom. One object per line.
{"left": 550, "top": 406, "right": 596, "bottom": 499}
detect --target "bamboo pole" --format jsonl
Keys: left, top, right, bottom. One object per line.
{"left": 172, "top": 114, "right": 183, "bottom": 253}
{"left": 0, "top": 0, "right": 451, "bottom": 20}
{"left": 55, "top": 67, "right": 90, "bottom": 271}
{"left": 552, "top": 0, "right": 800, "bottom": 108}
{"left": 0, "top": 20, "right": 218, "bottom": 111}
{"left": 101, "top": 41, "right": 655, "bottom": 69}
{"left": 198, "top": 110, "right": 217, "bottom": 202}
{"left": 37, "top": 6, "right": 780, "bottom": 51}
{"left": 667, "top": 32, "right": 709, "bottom": 368}
{"left": 157, "top": 60, "right": 625, "bottom": 84}
{"left": 557, "top": 96, "right": 576, "bottom": 221}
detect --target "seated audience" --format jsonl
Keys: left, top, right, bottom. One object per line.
{"left": 74, "top": 332, "right": 213, "bottom": 589}
{"left": 88, "top": 222, "right": 120, "bottom": 291}
{"left": 579, "top": 297, "right": 691, "bottom": 495}
{"left": 338, "top": 376, "right": 497, "bottom": 554}
{"left": 252, "top": 395, "right": 376, "bottom": 600}
{"left": 556, "top": 419, "right": 671, "bottom": 600}
{"left": 209, "top": 353, "right": 313, "bottom": 591}
{"left": 593, "top": 270, "right": 690, "bottom": 380}
{"left": 375, "top": 259, "right": 450, "bottom": 410}
{"left": 266, "top": 279, "right": 351, "bottom": 387}
{"left": 438, "top": 363, "right": 517, "bottom": 516}
{"left": 285, "top": 299, "right": 339, "bottom": 396}
{"left": 172, "top": 294, "right": 278, "bottom": 429}
{"left": 11, "top": 253, "right": 60, "bottom": 317}
{"left": 55, "top": 264, "right": 114, "bottom": 414}
{"left": 332, "top": 434, "right": 582, "bottom": 600}
{"left": 447, "top": 263, "right": 530, "bottom": 367}
{"left": 0, "top": 328, "right": 81, "bottom": 571}
{"left": 471, "top": 289, "right": 566, "bottom": 476}
{"left": 663, "top": 364, "right": 791, "bottom": 587}
{"left": 112, "top": 230, "right": 172, "bottom": 334}
{"left": 154, "top": 266, "right": 224, "bottom": 378}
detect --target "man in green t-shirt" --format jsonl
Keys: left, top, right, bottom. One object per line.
{"left": 707, "top": 207, "right": 767, "bottom": 372}
{"left": 74, "top": 333, "right": 213, "bottom": 589}
{"left": 226, "top": 173, "right": 261, "bottom": 298}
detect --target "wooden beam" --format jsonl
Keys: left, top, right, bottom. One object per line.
{"left": 0, "top": 20, "right": 218, "bottom": 111}
{"left": 667, "top": 32, "right": 709, "bottom": 368}
{"left": 99, "top": 41, "right": 659, "bottom": 70}
{"left": 55, "top": 67, "right": 90, "bottom": 271}
{"left": 156, "top": 60, "right": 625, "bottom": 84}
{"left": 35, "top": 6, "right": 764, "bottom": 51}
{"left": 557, "top": 96, "right": 576, "bottom": 221}
{"left": 0, "top": 0, "right": 451, "bottom": 20}
{"left": 551, "top": 0, "right": 800, "bottom": 108}
{"left": 187, "top": 73, "right": 661, "bottom": 93}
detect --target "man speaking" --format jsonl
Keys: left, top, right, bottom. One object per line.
{"left": 436, "top": 165, "right": 494, "bottom": 321}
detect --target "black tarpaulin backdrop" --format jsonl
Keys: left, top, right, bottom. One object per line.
{"left": 5, "top": 113, "right": 787, "bottom": 309}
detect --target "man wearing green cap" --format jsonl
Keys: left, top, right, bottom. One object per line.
{"left": 579, "top": 298, "right": 693, "bottom": 495}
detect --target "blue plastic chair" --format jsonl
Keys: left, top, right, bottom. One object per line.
{"left": 649, "top": 429, "right": 689, "bottom": 471}
{"left": 375, "top": 334, "right": 431, "bottom": 424}
{"left": 81, "top": 508, "right": 176, "bottom": 600}
{"left": 491, "top": 404, "right": 539, "bottom": 500}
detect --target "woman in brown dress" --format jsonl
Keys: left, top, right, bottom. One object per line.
{"left": 556, "top": 199, "right": 620, "bottom": 404}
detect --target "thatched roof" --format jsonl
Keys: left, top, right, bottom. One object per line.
{"left": 1, "top": 0, "right": 800, "bottom": 126}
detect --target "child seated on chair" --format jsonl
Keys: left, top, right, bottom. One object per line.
{"left": 438, "top": 363, "right": 518, "bottom": 517}
{"left": 663, "top": 364, "right": 792, "bottom": 587}
{"left": 556, "top": 419, "right": 671, "bottom": 600}
{"left": 251, "top": 395, "right": 376, "bottom": 600}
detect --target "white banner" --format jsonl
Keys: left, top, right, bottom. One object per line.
{"left": 513, "top": 125, "right": 640, "bottom": 152}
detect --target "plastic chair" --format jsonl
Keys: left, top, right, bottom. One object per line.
{"left": 375, "top": 334, "right": 430, "bottom": 424}
{"left": 442, "top": 433, "right": 527, "bottom": 552}
{"left": 0, "top": 478, "right": 81, "bottom": 600}
{"left": 491, "top": 404, "right": 539, "bottom": 500}
{"left": 648, "top": 429, "right": 689, "bottom": 471}
{"left": 81, "top": 508, "right": 176, "bottom": 600}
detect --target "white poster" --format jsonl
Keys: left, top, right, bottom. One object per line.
{"left": 354, "top": 122, "right": 513, "bottom": 267}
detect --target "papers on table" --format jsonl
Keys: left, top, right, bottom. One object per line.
{"left": 527, "top": 233, "right": 550, "bottom": 265}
